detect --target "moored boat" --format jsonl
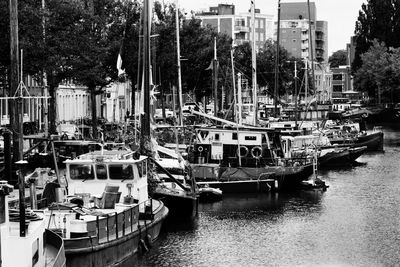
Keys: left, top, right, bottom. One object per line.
{"left": 0, "top": 181, "right": 66, "bottom": 267}
{"left": 189, "top": 126, "right": 315, "bottom": 191}
{"left": 44, "top": 149, "right": 168, "bottom": 267}
{"left": 198, "top": 185, "right": 222, "bottom": 202}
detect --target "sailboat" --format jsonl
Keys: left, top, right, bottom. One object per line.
{"left": 151, "top": 1, "right": 199, "bottom": 218}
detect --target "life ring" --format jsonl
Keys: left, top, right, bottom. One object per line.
{"left": 197, "top": 146, "right": 204, "bottom": 152}
{"left": 237, "top": 146, "right": 249, "bottom": 158}
{"left": 251, "top": 146, "right": 262, "bottom": 159}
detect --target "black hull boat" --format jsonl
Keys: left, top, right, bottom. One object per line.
{"left": 194, "top": 163, "right": 313, "bottom": 193}
{"left": 319, "top": 146, "right": 367, "bottom": 167}
{"left": 356, "top": 131, "right": 384, "bottom": 151}
{"left": 152, "top": 156, "right": 199, "bottom": 219}
{"left": 153, "top": 187, "right": 198, "bottom": 218}
{"left": 189, "top": 126, "right": 318, "bottom": 193}
{"left": 198, "top": 186, "right": 222, "bottom": 202}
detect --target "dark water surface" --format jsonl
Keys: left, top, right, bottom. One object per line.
{"left": 132, "top": 125, "right": 400, "bottom": 267}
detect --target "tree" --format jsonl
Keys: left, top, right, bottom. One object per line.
{"left": 329, "top": 50, "right": 347, "bottom": 68}
{"left": 353, "top": 0, "right": 400, "bottom": 73}
{"left": 72, "top": 0, "right": 128, "bottom": 138}
{"left": 354, "top": 40, "right": 400, "bottom": 104}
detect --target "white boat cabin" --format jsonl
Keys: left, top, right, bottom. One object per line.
{"left": 63, "top": 150, "right": 149, "bottom": 205}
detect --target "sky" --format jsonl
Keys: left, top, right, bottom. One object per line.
{"left": 176, "top": 0, "right": 366, "bottom": 57}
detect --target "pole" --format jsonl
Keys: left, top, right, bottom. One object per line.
{"left": 307, "top": 0, "right": 315, "bottom": 97}
{"left": 175, "top": 1, "right": 184, "bottom": 126}
{"left": 304, "top": 59, "right": 308, "bottom": 120}
{"left": 231, "top": 47, "right": 241, "bottom": 167}
{"left": 251, "top": 0, "right": 258, "bottom": 125}
{"left": 16, "top": 161, "right": 27, "bottom": 237}
{"left": 237, "top": 73, "right": 242, "bottom": 125}
{"left": 294, "top": 61, "right": 298, "bottom": 127}
{"left": 213, "top": 37, "right": 218, "bottom": 118}
{"left": 274, "top": 0, "right": 281, "bottom": 118}
{"left": 10, "top": 0, "right": 20, "bottom": 163}
{"left": 18, "top": 50, "right": 24, "bottom": 160}
{"left": 140, "top": 0, "right": 151, "bottom": 154}
{"left": 42, "top": 0, "right": 48, "bottom": 136}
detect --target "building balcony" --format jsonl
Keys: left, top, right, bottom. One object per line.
{"left": 234, "top": 25, "right": 250, "bottom": 33}
{"left": 301, "top": 43, "right": 309, "bottom": 49}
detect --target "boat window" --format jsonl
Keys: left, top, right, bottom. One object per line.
{"left": 215, "top": 133, "right": 220, "bottom": 141}
{"left": 138, "top": 162, "right": 143, "bottom": 177}
{"left": 95, "top": 164, "right": 108, "bottom": 180}
{"left": 109, "top": 164, "right": 133, "bottom": 180}
{"left": 232, "top": 133, "right": 238, "bottom": 140}
{"left": 245, "top": 136, "right": 256, "bottom": 141}
{"left": 69, "top": 164, "right": 94, "bottom": 180}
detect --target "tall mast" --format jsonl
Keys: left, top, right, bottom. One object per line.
{"left": 175, "top": 1, "right": 183, "bottom": 126}
{"left": 213, "top": 37, "right": 218, "bottom": 117}
{"left": 251, "top": 0, "right": 257, "bottom": 125}
{"left": 140, "top": 0, "right": 151, "bottom": 153}
{"left": 9, "top": 0, "right": 21, "bottom": 162}
{"left": 274, "top": 0, "right": 281, "bottom": 118}
{"left": 307, "top": 0, "right": 315, "bottom": 100}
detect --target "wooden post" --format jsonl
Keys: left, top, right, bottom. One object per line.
{"left": 9, "top": 0, "right": 21, "bottom": 163}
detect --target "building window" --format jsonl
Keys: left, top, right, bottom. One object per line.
{"left": 333, "top": 74, "right": 342, "bottom": 81}
{"left": 293, "top": 30, "right": 296, "bottom": 33}
{"left": 333, "top": 85, "right": 342, "bottom": 92}
{"left": 260, "top": 19, "right": 264, "bottom": 28}
{"left": 260, "top": 33, "right": 264, "bottom": 40}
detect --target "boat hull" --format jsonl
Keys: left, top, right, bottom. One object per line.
{"left": 63, "top": 201, "right": 168, "bottom": 267}
{"left": 319, "top": 146, "right": 367, "bottom": 167}
{"left": 153, "top": 189, "right": 198, "bottom": 219}
{"left": 192, "top": 163, "right": 313, "bottom": 192}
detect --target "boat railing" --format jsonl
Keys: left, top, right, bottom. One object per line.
{"left": 64, "top": 198, "right": 158, "bottom": 249}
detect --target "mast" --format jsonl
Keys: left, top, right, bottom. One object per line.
{"left": 175, "top": 1, "right": 183, "bottom": 126}
{"left": 274, "top": 0, "right": 281, "bottom": 118}
{"left": 307, "top": 0, "right": 315, "bottom": 100}
{"left": 9, "top": 0, "right": 21, "bottom": 163}
{"left": 140, "top": 0, "right": 151, "bottom": 154}
{"left": 230, "top": 47, "right": 241, "bottom": 167}
{"left": 251, "top": 0, "right": 257, "bottom": 125}
{"left": 213, "top": 37, "right": 218, "bottom": 118}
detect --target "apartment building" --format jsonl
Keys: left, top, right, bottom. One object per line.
{"left": 196, "top": 4, "right": 274, "bottom": 51}
{"left": 278, "top": 2, "right": 328, "bottom": 63}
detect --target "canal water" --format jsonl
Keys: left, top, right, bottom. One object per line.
{"left": 133, "top": 124, "right": 400, "bottom": 267}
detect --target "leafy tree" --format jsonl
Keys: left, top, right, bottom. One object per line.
{"left": 72, "top": 0, "right": 128, "bottom": 138}
{"left": 234, "top": 40, "right": 297, "bottom": 99}
{"left": 353, "top": 40, "right": 400, "bottom": 104}
{"left": 353, "top": 0, "right": 400, "bottom": 73}
{"left": 329, "top": 50, "right": 347, "bottom": 68}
